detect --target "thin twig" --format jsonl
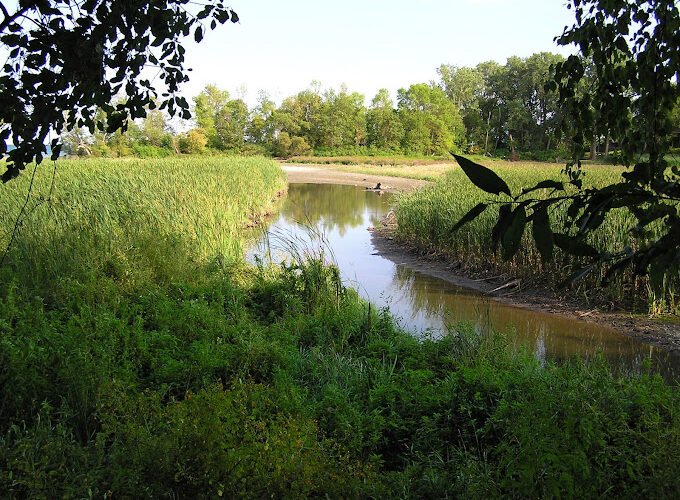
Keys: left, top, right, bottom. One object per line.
{"left": 0, "top": 162, "right": 38, "bottom": 268}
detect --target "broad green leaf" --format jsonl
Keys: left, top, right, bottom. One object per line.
{"left": 453, "top": 154, "right": 511, "bottom": 196}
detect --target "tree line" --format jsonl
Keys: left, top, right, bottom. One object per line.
{"left": 63, "top": 51, "right": 680, "bottom": 160}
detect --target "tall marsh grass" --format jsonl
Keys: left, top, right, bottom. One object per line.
{"left": 394, "top": 162, "right": 675, "bottom": 313}
{"left": 0, "top": 156, "right": 286, "bottom": 295}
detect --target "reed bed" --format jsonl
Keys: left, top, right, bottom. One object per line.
{"left": 394, "top": 162, "right": 675, "bottom": 313}
{"left": 0, "top": 156, "right": 286, "bottom": 295}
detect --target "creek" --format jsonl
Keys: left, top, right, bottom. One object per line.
{"left": 249, "top": 183, "right": 680, "bottom": 379}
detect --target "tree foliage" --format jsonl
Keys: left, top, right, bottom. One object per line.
{"left": 454, "top": 0, "right": 680, "bottom": 306}
{"left": 0, "top": 0, "right": 238, "bottom": 181}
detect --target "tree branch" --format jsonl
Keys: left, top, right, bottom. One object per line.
{"left": 0, "top": 4, "right": 33, "bottom": 33}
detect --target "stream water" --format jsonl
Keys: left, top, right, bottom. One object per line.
{"left": 249, "top": 183, "right": 680, "bottom": 379}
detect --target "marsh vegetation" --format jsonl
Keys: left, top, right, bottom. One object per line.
{"left": 1, "top": 157, "right": 679, "bottom": 497}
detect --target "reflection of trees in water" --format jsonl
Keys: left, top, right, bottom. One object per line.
{"left": 391, "top": 265, "right": 493, "bottom": 330}
{"left": 388, "top": 263, "right": 679, "bottom": 377}
{"left": 280, "top": 184, "right": 390, "bottom": 236}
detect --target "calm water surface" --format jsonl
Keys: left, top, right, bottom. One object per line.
{"left": 249, "top": 183, "right": 680, "bottom": 379}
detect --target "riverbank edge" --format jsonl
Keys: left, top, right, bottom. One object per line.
{"left": 281, "top": 162, "right": 680, "bottom": 353}
{"left": 371, "top": 219, "right": 680, "bottom": 353}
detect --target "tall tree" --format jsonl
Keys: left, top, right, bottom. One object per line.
{"left": 273, "top": 85, "right": 323, "bottom": 149}
{"left": 318, "top": 86, "right": 366, "bottom": 149}
{"left": 367, "top": 89, "right": 404, "bottom": 150}
{"left": 246, "top": 91, "right": 277, "bottom": 149}
{"left": 437, "top": 65, "right": 485, "bottom": 112}
{"left": 214, "top": 98, "right": 248, "bottom": 151}
{"left": 397, "top": 84, "right": 465, "bottom": 155}
{"left": 193, "top": 85, "right": 231, "bottom": 149}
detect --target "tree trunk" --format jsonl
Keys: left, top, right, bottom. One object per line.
{"left": 484, "top": 111, "right": 491, "bottom": 154}
{"left": 590, "top": 132, "right": 597, "bottom": 160}
{"left": 604, "top": 131, "right": 610, "bottom": 157}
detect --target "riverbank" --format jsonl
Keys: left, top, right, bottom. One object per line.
{"left": 282, "top": 162, "right": 680, "bottom": 352}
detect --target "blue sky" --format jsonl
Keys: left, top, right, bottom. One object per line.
{"left": 182, "top": 0, "right": 577, "bottom": 105}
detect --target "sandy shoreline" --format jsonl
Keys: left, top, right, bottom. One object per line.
{"left": 282, "top": 163, "right": 429, "bottom": 192}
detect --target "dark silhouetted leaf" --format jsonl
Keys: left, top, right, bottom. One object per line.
{"left": 553, "top": 233, "right": 599, "bottom": 257}
{"left": 520, "top": 180, "right": 564, "bottom": 196}
{"left": 532, "top": 205, "right": 553, "bottom": 262}
{"left": 492, "top": 204, "right": 512, "bottom": 253}
{"left": 602, "top": 255, "right": 633, "bottom": 284}
{"left": 450, "top": 203, "right": 487, "bottom": 233}
{"left": 501, "top": 205, "right": 527, "bottom": 260}
{"left": 560, "top": 265, "right": 594, "bottom": 287}
{"left": 453, "top": 154, "right": 511, "bottom": 196}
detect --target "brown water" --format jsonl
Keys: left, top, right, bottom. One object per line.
{"left": 249, "top": 183, "right": 680, "bottom": 379}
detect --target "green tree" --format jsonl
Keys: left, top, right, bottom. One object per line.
{"left": 0, "top": 0, "right": 238, "bottom": 181}
{"left": 437, "top": 65, "right": 485, "bottom": 112}
{"left": 215, "top": 98, "right": 248, "bottom": 151}
{"left": 318, "top": 86, "right": 367, "bottom": 149}
{"left": 193, "top": 85, "right": 231, "bottom": 149}
{"left": 366, "top": 89, "right": 404, "bottom": 150}
{"left": 397, "top": 84, "right": 465, "bottom": 155}
{"left": 273, "top": 86, "right": 323, "bottom": 149}
{"left": 247, "top": 91, "right": 277, "bottom": 149}
{"left": 178, "top": 128, "right": 208, "bottom": 154}
{"left": 137, "top": 108, "right": 173, "bottom": 149}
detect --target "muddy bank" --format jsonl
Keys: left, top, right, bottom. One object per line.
{"left": 371, "top": 224, "right": 680, "bottom": 353}
{"left": 283, "top": 163, "right": 680, "bottom": 352}
{"left": 282, "top": 164, "right": 429, "bottom": 192}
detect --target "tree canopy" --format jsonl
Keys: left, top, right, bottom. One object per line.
{"left": 0, "top": 0, "right": 238, "bottom": 181}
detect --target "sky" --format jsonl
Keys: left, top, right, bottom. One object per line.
{"left": 181, "top": 0, "right": 578, "bottom": 106}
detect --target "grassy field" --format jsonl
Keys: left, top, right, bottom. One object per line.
{"left": 1, "top": 156, "right": 680, "bottom": 496}
{"left": 390, "top": 159, "right": 679, "bottom": 313}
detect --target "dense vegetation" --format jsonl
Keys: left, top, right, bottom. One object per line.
{"left": 65, "top": 51, "right": 679, "bottom": 161}
{"left": 392, "top": 158, "right": 679, "bottom": 314}
{"left": 0, "top": 0, "right": 239, "bottom": 181}
{"left": 1, "top": 157, "right": 680, "bottom": 497}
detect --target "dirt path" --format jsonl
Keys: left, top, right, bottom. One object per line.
{"left": 283, "top": 163, "right": 680, "bottom": 353}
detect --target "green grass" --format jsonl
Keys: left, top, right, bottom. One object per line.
{"left": 0, "top": 156, "right": 286, "bottom": 296}
{"left": 1, "top": 156, "right": 679, "bottom": 497}
{"left": 393, "top": 160, "right": 677, "bottom": 313}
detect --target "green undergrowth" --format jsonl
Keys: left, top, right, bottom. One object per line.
{"left": 1, "top": 259, "right": 680, "bottom": 497}
{"left": 1, "top": 157, "right": 679, "bottom": 497}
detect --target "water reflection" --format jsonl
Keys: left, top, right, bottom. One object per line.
{"left": 250, "top": 183, "right": 680, "bottom": 379}
{"left": 278, "top": 183, "right": 384, "bottom": 237}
